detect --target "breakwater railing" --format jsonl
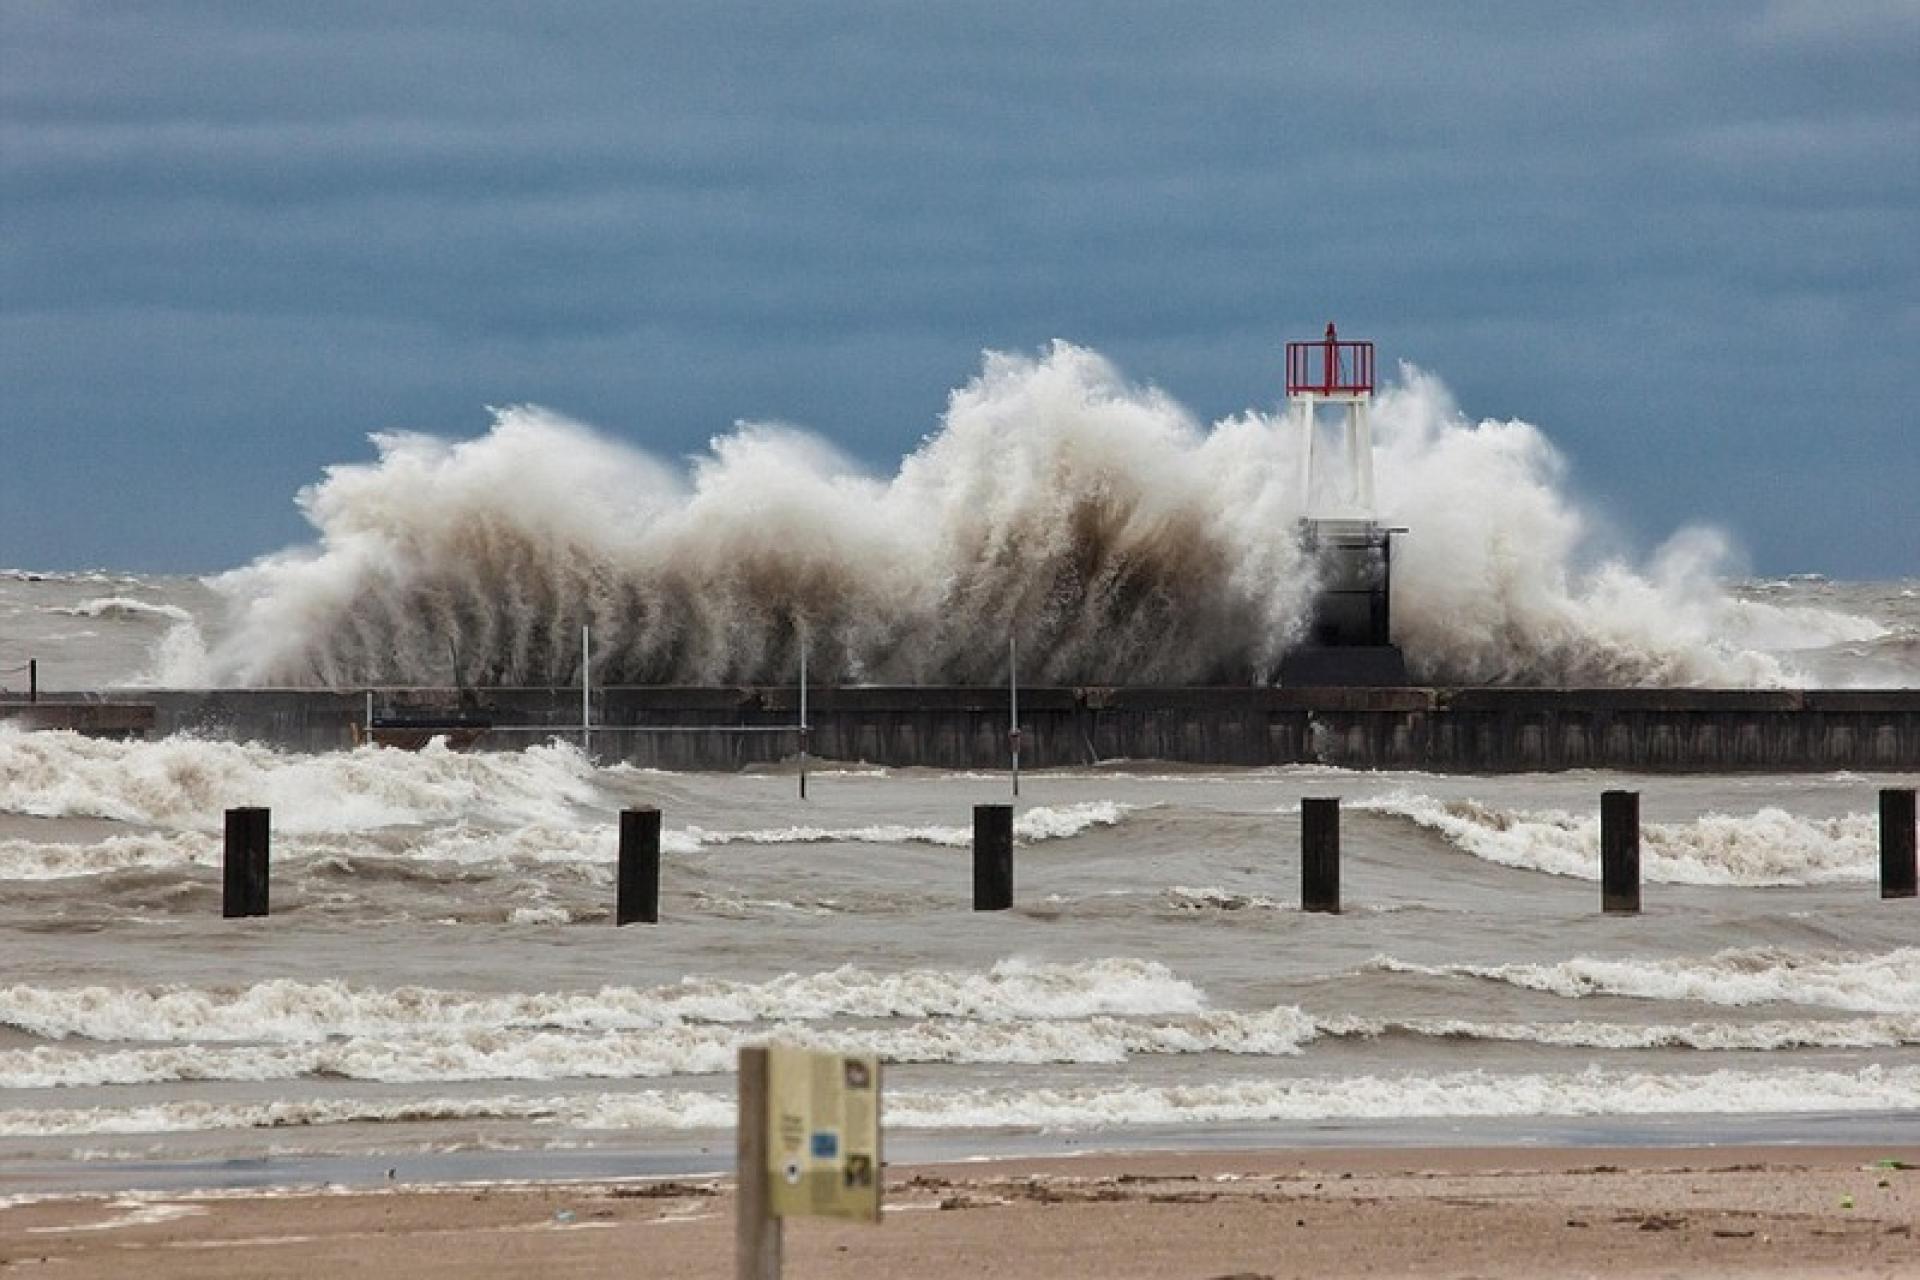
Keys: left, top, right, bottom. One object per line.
{"left": 216, "top": 787, "right": 1920, "bottom": 922}
{"left": 93, "top": 685, "right": 1920, "bottom": 772}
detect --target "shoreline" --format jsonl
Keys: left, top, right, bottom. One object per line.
{"left": 12, "top": 1108, "right": 1920, "bottom": 1198}
{"left": 4, "top": 1142, "right": 1917, "bottom": 1278}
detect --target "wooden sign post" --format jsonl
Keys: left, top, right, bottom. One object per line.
{"left": 737, "top": 1044, "right": 883, "bottom": 1280}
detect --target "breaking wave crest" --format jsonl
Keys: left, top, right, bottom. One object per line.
{"left": 0, "top": 959, "right": 1204, "bottom": 1042}
{"left": 48, "top": 597, "right": 193, "bottom": 624}
{"left": 1374, "top": 947, "right": 1920, "bottom": 1013}
{"left": 8, "top": 1006, "right": 1919, "bottom": 1090}
{"left": 1365, "top": 793, "right": 1878, "bottom": 885}
{"left": 196, "top": 345, "right": 1871, "bottom": 688}
{"left": 11, "top": 1064, "right": 1920, "bottom": 1138}
{"left": 0, "top": 729, "right": 600, "bottom": 832}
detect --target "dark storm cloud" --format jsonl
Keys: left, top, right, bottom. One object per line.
{"left": 2, "top": 0, "right": 1915, "bottom": 572}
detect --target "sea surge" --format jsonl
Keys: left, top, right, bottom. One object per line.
{"left": 179, "top": 346, "right": 1877, "bottom": 689}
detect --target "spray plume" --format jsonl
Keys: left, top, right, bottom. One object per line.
{"left": 202, "top": 344, "right": 1871, "bottom": 688}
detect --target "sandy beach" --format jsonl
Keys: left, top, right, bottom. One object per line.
{"left": 4, "top": 1144, "right": 1917, "bottom": 1279}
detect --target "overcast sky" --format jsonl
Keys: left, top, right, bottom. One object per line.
{"left": 4, "top": 1, "right": 1915, "bottom": 575}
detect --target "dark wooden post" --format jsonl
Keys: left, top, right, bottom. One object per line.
{"left": 1601, "top": 789, "right": 1640, "bottom": 915}
{"left": 1882, "top": 788, "right": 1917, "bottom": 900}
{"left": 27, "top": 659, "right": 36, "bottom": 704}
{"left": 973, "top": 804, "right": 1013, "bottom": 911}
{"left": 222, "top": 806, "right": 269, "bottom": 918}
{"left": 1301, "top": 797, "right": 1341, "bottom": 914}
{"left": 617, "top": 806, "right": 661, "bottom": 925}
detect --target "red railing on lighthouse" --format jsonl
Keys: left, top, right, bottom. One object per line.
{"left": 1286, "top": 322, "right": 1374, "bottom": 396}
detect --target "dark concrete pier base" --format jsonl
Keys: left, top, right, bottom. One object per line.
{"left": 30, "top": 683, "right": 1919, "bottom": 773}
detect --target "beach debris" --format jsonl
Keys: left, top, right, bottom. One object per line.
{"left": 553, "top": 1208, "right": 576, "bottom": 1224}
{"left": 608, "top": 1181, "right": 720, "bottom": 1200}
{"left": 1839, "top": 1195, "right": 1855, "bottom": 1209}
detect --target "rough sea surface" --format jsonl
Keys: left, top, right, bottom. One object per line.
{"left": 1, "top": 388, "right": 1916, "bottom": 1173}
{"left": 1, "top": 641, "right": 1918, "bottom": 1172}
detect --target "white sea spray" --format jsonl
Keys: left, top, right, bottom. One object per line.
{"left": 188, "top": 348, "right": 1878, "bottom": 689}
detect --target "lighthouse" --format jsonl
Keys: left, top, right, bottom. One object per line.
{"left": 1277, "top": 322, "right": 1410, "bottom": 686}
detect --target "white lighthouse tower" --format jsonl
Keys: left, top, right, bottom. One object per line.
{"left": 1278, "top": 322, "right": 1409, "bottom": 685}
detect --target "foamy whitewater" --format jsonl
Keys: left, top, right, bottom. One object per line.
{"left": 4, "top": 345, "right": 1904, "bottom": 692}
{"left": 0, "top": 726, "right": 1917, "bottom": 1167}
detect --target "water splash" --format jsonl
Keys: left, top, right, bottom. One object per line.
{"left": 199, "top": 344, "right": 1876, "bottom": 687}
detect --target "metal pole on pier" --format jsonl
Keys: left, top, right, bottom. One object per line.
{"left": 1009, "top": 634, "right": 1021, "bottom": 799}
{"left": 798, "top": 620, "right": 809, "bottom": 801}
{"left": 581, "top": 625, "right": 592, "bottom": 761}
{"left": 28, "top": 659, "right": 36, "bottom": 704}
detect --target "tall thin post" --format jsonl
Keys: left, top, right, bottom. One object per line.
{"left": 27, "top": 659, "right": 36, "bottom": 704}
{"left": 222, "top": 806, "right": 270, "bottom": 918}
{"left": 1009, "top": 634, "right": 1021, "bottom": 799}
{"left": 973, "top": 803, "right": 1014, "bottom": 911}
{"left": 1601, "top": 790, "right": 1641, "bottom": 915}
{"left": 581, "top": 625, "right": 592, "bottom": 761}
{"left": 798, "top": 620, "right": 809, "bottom": 801}
{"left": 617, "top": 807, "right": 662, "bottom": 925}
{"left": 1300, "top": 797, "right": 1340, "bottom": 914}
{"left": 736, "top": 1046, "right": 781, "bottom": 1280}
{"left": 1882, "top": 788, "right": 1917, "bottom": 900}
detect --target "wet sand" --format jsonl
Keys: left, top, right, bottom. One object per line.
{"left": 3, "top": 1144, "right": 1917, "bottom": 1278}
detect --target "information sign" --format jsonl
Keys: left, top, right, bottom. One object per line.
{"left": 764, "top": 1045, "right": 882, "bottom": 1222}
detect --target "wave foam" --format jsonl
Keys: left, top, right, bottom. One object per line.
{"left": 0, "top": 730, "right": 601, "bottom": 832}
{"left": 11, "top": 1063, "right": 1919, "bottom": 1138}
{"left": 0, "top": 1007, "right": 1317, "bottom": 1089}
{"left": 1373, "top": 947, "right": 1920, "bottom": 1013}
{"left": 0, "top": 959, "right": 1205, "bottom": 1043}
{"left": 47, "top": 597, "right": 193, "bottom": 624}
{"left": 1323, "top": 1013, "right": 1920, "bottom": 1052}
{"left": 1365, "top": 793, "right": 1878, "bottom": 885}
{"left": 686, "top": 802, "right": 1129, "bottom": 850}
{"left": 0, "top": 833, "right": 215, "bottom": 880}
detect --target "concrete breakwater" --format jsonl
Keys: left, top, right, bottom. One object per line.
{"left": 5, "top": 685, "right": 1916, "bottom": 772}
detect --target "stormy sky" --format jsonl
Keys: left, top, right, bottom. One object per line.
{"left": 4, "top": 1, "right": 1915, "bottom": 575}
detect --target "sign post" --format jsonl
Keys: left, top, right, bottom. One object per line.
{"left": 738, "top": 1044, "right": 883, "bottom": 1279}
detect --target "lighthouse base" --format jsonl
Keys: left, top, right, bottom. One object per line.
{"left": 1277, "top": 644, "right": 1409, "bottom": 688}
{"left": 1282, "top": 517, "right": 1406, "bottom": 687}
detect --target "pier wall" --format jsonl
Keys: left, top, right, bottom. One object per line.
{"left": 20, "top": 685, "right": 1913, "bottom": 772}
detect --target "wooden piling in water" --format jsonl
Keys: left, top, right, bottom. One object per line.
{"left": 1601, "top": 789, "right": 1640, "bottom": 915}
{"left": 222, "top": 806, "right": 269, "bottom": 918}
{"left": 617, "top": 806, "right": 661, "bottom": 925}
{"left": 1300, "top": 797, "right": 1340, "bottom": 914}
{"left": 973, "top": 804, "right": 1013, "bottom": 911}
{"left": 1882, "top": 788, "right": 1917, "bottom": 900}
